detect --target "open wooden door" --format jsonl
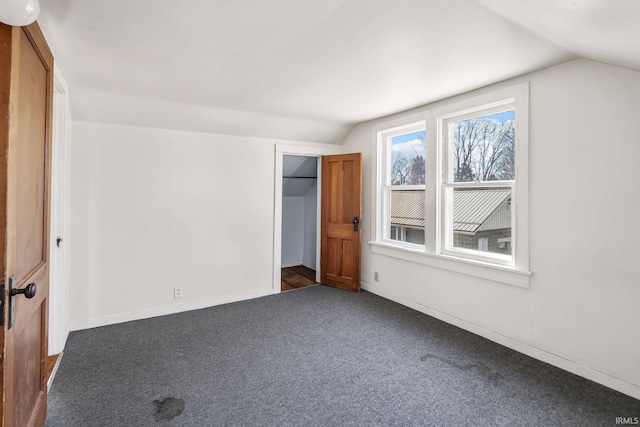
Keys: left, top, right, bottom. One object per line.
{"left": 0, "top": 23, "right": 54, "bottom": 427}
{"left": 320, "top": 153, "right": 362, "bottom": 292}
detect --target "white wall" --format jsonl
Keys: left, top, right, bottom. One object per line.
{"left": 302, "top": 181, "right": 317, "bottom": 269}
{"left": 68, "top": 123, "right": 91, "bottom": 327}
{"left": 281, "top": 197, "right": 305, "bottom": 267}
{"left": 341, "top": 59, "right": 640, "bottom": 398}
{"left": 68, "top": 121, "right": 331, "bottom": 329}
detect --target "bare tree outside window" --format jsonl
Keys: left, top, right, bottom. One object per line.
{"left": 390, "top": 131, "right": 426, "bottom": 185}
{"left": 452, "top": 110, "right": 515, "bottom": 182}
{"left": 387, "top": 129, "right": 426, "bottom": 245}
{"left": 445, "top": 109, "right": 516, "bottom": 260}
{"left": 391, "top": 157, "right": 411, "bottom": 185}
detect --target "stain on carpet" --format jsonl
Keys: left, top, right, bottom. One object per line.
{"left": 421, "top": 353, "right": 504, "bottom": 386}
{"left": 152, "top": 397, "right": 185, "bottom": 421}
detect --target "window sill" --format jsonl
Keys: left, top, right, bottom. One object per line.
{"left": 368, "top": 241, "right": 532, "bottom": 288}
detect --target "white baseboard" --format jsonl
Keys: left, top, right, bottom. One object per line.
{"left": 281, "top": 261, "right": 316, "bottom": 270}
{"left": 60, "top": 326, "right": 69, "bottom": 352}
{"left": 281, "top": 261, "right": 303, "bottom": 268}
{"left": 67, "top": 289, "right": 273, "bottom": 332}
{"left": 301, "top": 260, "right": 316, "bottom": 270}
{"left": 49, "top": 325, "right": 70, "bottom": 355}
{"left": 362, "top": 281, "right": 640, "bottom": 401}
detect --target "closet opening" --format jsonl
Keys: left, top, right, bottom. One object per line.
{"left": 281, "top": 155, "right": 318, "bottom": 291}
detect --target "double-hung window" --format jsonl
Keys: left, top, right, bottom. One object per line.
{"left": 378, "top": 122, "right": 426, "bottom": 248}
{"left": 372, "top": 83, "right": 530, "bottom": 287}
{"left": 441, "top": 102, "right": 516, "bottom": 266}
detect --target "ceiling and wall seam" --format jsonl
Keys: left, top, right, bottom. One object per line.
{"left": 37, "top": 0, "right": 637, "bottom": 144}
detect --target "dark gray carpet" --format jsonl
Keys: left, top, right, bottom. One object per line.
{"left": 46, "top": 285, "right": 639, "bottom": 426}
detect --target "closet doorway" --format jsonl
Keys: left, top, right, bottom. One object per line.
{"left": 280, "top": 155, "right": 318, "bottom": 291}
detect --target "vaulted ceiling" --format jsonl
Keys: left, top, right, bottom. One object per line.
{"left": 37, "top": 0, "right": 640, "bottom": 144}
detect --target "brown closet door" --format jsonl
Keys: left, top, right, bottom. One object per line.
{"left": 0, "top": 22, "right": 54, "bottom": 427}
{"left": 320, "top": 153, "right": 362, "bottom": 292}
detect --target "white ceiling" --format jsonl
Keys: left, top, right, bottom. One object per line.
{"left": 36, "top": 0, "right": 639, "bottom": 144}
{"left": 477, "top": 0, "right": 640, "bottom": 72}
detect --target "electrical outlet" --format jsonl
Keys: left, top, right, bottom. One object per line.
{"left": 174, "top": 288, "right": 182, "bottom": 299}
{"left": 374, "top": 272, "right": 379, "bottom": 282}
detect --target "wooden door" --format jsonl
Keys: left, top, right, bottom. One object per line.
{"left": 0, "top": 23, "right": 54, "bottom": 427}
{"left": 320, "top": 153, "right": 362, "bottom": 292}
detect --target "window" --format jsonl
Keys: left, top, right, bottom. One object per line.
{"left": 372, "top": 84, "right": 530, "bottom": 287}
{"left": 441, "top": 104, "right": 516, "bottom": 266}
{"left": 377, "top": 123, "right": 426, "bottom": 247}
{"left": 478, "top": 237, "right": 489, "bottom": 252}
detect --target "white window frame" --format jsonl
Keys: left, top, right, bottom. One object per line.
{"left": 370, "top": 83, "right": 531, "bottom": 288}
{"left": 439, "top": 99, "right": 516, "bottom": 267}
{"left": 376, "top": 120, "right": 427, "bottom": 251}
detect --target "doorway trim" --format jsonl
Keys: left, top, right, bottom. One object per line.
{"left": 273, "top": 144, "right": 341, "bottom": 294}
{"left": 49, "top": 64, "right": 72, "bottom": 355}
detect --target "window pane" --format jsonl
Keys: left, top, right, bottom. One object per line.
{"left": 405, "top": 228, "right": 425, "bottom": 245}
{"left": 389, "top": 189, "right": 425, "bottom": 245}
{"left": 391, "top": 130, "right": 426, "bottom": 185}
{"left": 451, "top": 110, "right": 515, "bottom": 183}
{"left": 451, "top": 187, "right": 511, "bottom": 256}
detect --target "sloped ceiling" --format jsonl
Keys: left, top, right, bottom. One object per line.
{"left": 36, "top": 0, "right": 598, "bottom": 144}
{"left": 282, "top": 156, "right": 317, "bottom": 197}
{"left": 477, "top": 0, "right": 640, "bottom": 72}
{"left": 283, "top": 156, "right": 317, "bottom": 179}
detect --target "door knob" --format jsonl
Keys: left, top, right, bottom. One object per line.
{"left": 352, "top": 216, "right": 359, "bottom": 231}
{"left": 11, "top": 283, "right": 36, "bottom": 299}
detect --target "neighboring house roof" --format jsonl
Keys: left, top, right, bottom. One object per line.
{"left": 453, "top": 189, "right": 510, "bottom": 233}
{"left": 390, "top": 190, "right": 425, "bottom": 228}
{"left": 390, "top": 189, "right": 510, "bottom": 233}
